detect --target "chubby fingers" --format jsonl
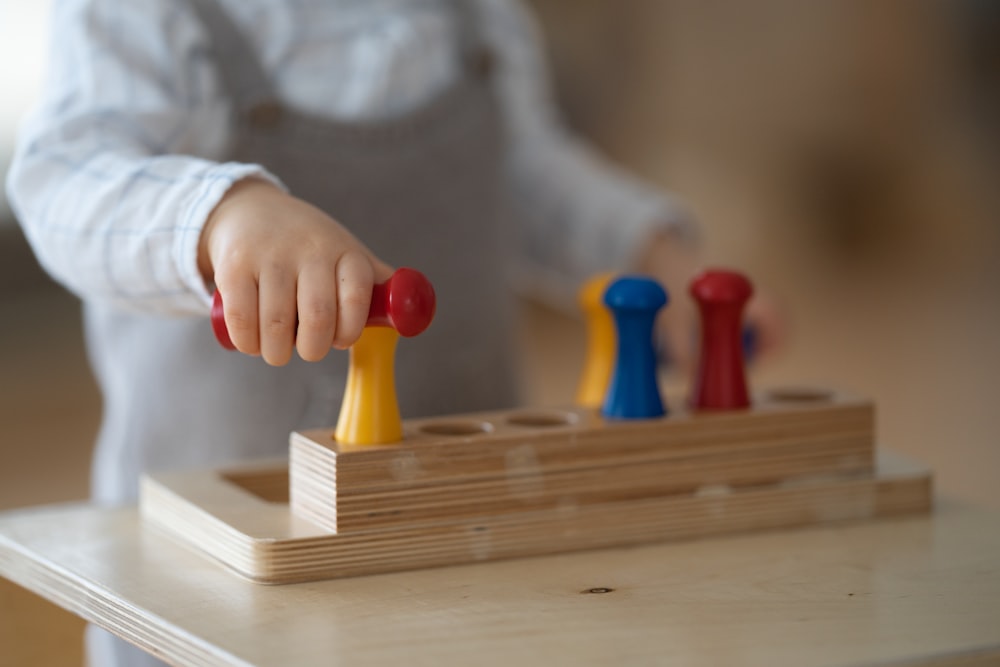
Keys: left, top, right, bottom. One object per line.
{"left": 744, "top": 293, "right": 785, "bottom": 360}
{"left": 217, "top": 253, "right": 391, "bottom": 363}
{"left": 657, "top": 296, "right": 698, "bottom": 374}
{"left": 294, "top": 251, "right": 385, "bottom": 359}
{"left": 330, "top": 250, "right": 376, "bottom": 350}
{"left": 217, "top": 271, "right": 261, "bottom": 356}
{"left": 258, "top": 267, "right": 298, "bottom": 366}
{"left": 295, "top": 260, "right": 339, "bottom": 361}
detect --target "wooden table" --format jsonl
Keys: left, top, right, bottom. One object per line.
{"left": 1, "top": 500, "right": 998, "bottom": 667}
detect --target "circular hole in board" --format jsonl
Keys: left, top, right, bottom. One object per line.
{"left": 420, "top": 421, "right": 494, "bottom": 436}
{"left": 765, "top": 387, "right": 834, "bottom": 403}
{"left": 506, "top": 410, "right": 579, "bottom": 428}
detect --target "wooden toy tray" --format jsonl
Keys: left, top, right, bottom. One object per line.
{"left": 141, "top": 390, "right": 931, "bottom": 584}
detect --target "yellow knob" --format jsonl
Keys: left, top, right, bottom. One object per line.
{"left": 575, "top": 272, "right": 617, "bottom": 408}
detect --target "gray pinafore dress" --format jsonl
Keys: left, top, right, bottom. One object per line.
{"left": 86, "top": 1, "right": 517, "bottom": 663}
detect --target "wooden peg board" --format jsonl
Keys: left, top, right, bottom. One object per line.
{"left": 140, "top": 389, "right": 931, "bottom": 584}
{"left": 290, "top": 389, "right": 875, "bottom": 532}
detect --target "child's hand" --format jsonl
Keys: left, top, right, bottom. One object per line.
{"left": 637, "top": 229, "right": 784, "bottom": 376}
{"left": 198, "top": 179, "right": 393, "bottom": 366}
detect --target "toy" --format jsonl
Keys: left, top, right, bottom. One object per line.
{"left": 213, "top": 267, "right": 436, "bottom": 445}
{"left": 575, "top": 273, "right": 616, "bottom": 408}
{"left": 141, "top": 269, "right": 931, "bottom": 584}
{"left": 691, "top": 270, "right": 753, "bottom": 410}
{"left": 601, "top": 276, "right": 667, "bottom": 419}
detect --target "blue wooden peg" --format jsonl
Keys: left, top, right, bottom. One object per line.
{"left": 601, "top": 276, "right": 668, "bottom": 420}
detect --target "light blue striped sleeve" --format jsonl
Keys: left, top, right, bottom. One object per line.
{"left": 482, "top": 0, "right": 698, "bottom": 307}
{"left": 5, "top": 0, "right": 283, "bottom": 315}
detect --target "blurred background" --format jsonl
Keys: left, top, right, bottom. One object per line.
{"left": 1, "top": 0, "right": 998, "bottom": 664}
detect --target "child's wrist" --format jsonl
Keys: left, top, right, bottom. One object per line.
{"left": 636, "top": 227, "right": 702, "bottom": 278}
{"left": 197, "top": 178, "right": 283, "bottom": 285}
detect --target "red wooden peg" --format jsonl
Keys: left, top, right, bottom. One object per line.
{"left": 211, "top": 267, "right": 436, "bottom": 350}
{"left": 690, "top": 269, "right": 754, "bottom": 410}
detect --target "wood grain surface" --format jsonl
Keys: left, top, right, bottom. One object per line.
{"left": 2, "top": 501, "right": 999, "bottom": 667}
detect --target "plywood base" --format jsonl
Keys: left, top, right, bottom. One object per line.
{"left": 141, "top": 450, "right": 930, "bottom": 584}
{"left": 141, "top": 391, "right": 931, "bottom": 584}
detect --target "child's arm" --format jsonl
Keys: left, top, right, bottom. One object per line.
{"left": 481, "top": 1, "right": 700, "bottom": 303}
{"left": 6, "top": 1, "right": 252, "bottom": 316}
{"left": 486, "top": 2, "right": 782, "bottom": 369}
{"left": 482, "top": 1, "right": 704, "bottom": 367}
{"left": 6, "top": 1, "right": 386, "bottom": 363}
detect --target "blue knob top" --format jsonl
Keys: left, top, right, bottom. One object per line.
{"left": 604, "top": 276, "right": 668, "bottom": 312}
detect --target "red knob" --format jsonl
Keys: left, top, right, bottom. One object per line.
{"left": 211, "top": 267, "right": 436, "bottom": 350}
{"left": 366, "top": 267, "right": 437, "bottom": 337}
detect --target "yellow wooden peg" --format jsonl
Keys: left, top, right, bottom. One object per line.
{"left": 575, "top": 272, "right": 617, "bottom": 408}
{"left": 334, "top": 326, "right": 403, "bottom": 445}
